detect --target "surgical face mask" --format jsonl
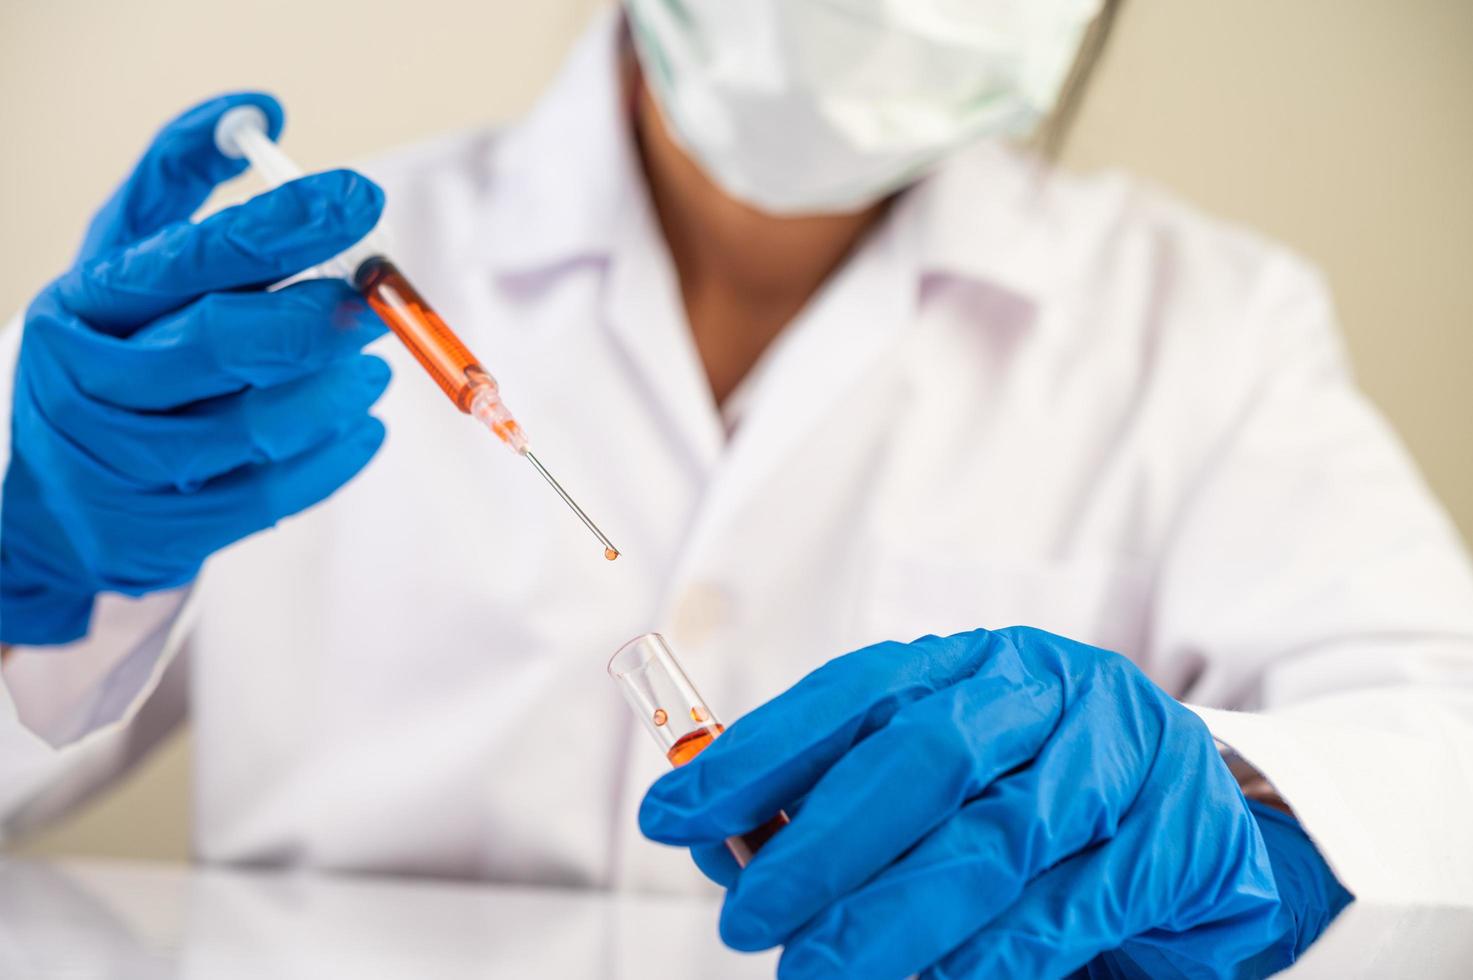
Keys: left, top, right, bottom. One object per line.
{"left": 624, "top": 0, "right": 1103, "bottom": 215}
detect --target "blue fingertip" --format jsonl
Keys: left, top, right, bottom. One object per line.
{"left": 309, "top": 169, "right": 387, "bottom": 240}
{"left": 690, "top": 842, "right": 741, "bottom": 889}
{"left": 222, "top": 171, "right": 384, "bottom": 268}
{"left": 361, "top": 415, "right": 387, "bottom": 442}
{"left": 328, "top": 168, "right": 386, "bottom": 212}
{"left": 639, "top": 764, "right": 719, "bottom": 842}
{"left": 636, "top": 790, "right": 684, "bottom": 842}
{"left": 357, "top": 354, "right": 392, "bottom": 390}
{"left": 719, "top": 898, "right": 779, "bottom": 953}
{"left": 346, "top": 415, "right": 388, "bottom": 457}
{"left": 642, "top": 764, "right": 691, "bottom": 802}
{"left": 777, "top": 940, "right": 849, "bottom": 980}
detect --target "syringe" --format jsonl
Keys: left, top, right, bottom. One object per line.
{"left": 213, "top": 107, "right": 619, "bottom": 561}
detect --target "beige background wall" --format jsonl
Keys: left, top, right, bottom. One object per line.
{"left": 2, "top": 0, "right": 1470, "bottom": 861}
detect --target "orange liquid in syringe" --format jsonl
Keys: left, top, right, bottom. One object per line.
{"left": 666, "top": 725, "right": 790, "bottom": 866}
{"left": 354, "top": 256, "right": 489, "bottom": 412}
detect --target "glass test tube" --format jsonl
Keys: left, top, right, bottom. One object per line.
{"left": 608, "top": 633, "right": 789, "bottom": 867}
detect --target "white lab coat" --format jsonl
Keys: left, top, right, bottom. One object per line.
{"left": 3, "top": 6, "right": 1473, "bottom": 946}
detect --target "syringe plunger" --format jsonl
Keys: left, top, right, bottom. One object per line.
{"left": 214, "top": 105, "right": 388, "bottom": 281}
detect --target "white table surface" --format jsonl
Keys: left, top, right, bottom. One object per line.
{"left": 1, "top": 856, "right": 1468, "bottom": 978}
{"left": 0, "top": 856, "right": 776, "bottom": 979}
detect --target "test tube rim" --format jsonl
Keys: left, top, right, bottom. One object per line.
{"left": 608, "top": 631, "right": 678, "bottom": 679}
{"left": 607, "top": 633, "right": 720, "bottom": 749}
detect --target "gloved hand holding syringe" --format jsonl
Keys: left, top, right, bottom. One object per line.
{"left": 214, "top": 106, "right": 619, "bottom": 561}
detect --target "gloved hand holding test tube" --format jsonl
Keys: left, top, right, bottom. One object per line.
{"left": 214, "top": 106, "right": 619, "bottom": 561}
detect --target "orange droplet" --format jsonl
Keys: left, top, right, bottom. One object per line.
{"left": 652, "top": 709, "right": 668, "bottom": 726}
{"left": 690, "top": 705, "right": 709, "bottom": 723}
{"left": 605, "top": 547, "right": 620, "bottom": 561}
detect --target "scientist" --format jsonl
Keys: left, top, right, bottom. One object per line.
{"left": 3, "top": 1, "right": 1472, "bottom": 977}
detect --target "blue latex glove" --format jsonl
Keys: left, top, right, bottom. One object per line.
{"left": 1, "top": 93, "right": 390, "bottom": 645}
{"left": 640, "top": 628, "right": 1353, "bottom": 979}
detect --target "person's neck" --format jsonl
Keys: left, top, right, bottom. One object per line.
{"left": 630, "top": 81, "right": 888, "bottom": 407}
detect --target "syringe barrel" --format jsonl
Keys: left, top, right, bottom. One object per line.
{"left": 213, "top": 105, "right": 388, "bottom": 280}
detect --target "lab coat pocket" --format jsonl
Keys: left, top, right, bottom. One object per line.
{"left": 859, "top": 551, "right": 1153, "bottom": 658}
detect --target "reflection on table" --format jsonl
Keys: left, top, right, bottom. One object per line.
{"left": 4, "top": 856, "right": 1471, "bottom": 977}
{"left": 0, "top": 856, "right": 777, "bottom": 979}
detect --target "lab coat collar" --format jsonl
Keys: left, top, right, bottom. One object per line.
{"left": 906, "top": 140, "right": 1064, "bottom": 307}
{"left": 478, "top": 8, "right": 637, "bottom": 277}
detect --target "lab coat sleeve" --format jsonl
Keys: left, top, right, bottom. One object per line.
{"left": 1152, "top": 253, "right": 1473, "bottom": 907}
{"left": 0, "top": 310, "right": 192, "bottom": 835}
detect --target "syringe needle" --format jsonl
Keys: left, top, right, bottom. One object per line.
{"left": 524, "top": 451, "right": 621, "bottom": 561}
